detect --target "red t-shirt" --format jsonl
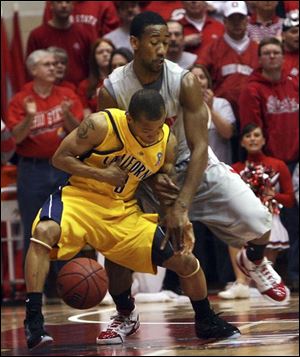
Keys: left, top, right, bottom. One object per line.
{"left": 77, "top": 78, "right": 103, "bottom": 113}
{"left": 6, "top": 83, "right": 84, "bottom": 158}
{"left": 232, "top": 152, "right": 295, "bottom": 207}
{"left": 27, "top": 22, "right": 95, "bottom": 85}
{"left": 43, "top": 1, "right": 119, "bottom": 37}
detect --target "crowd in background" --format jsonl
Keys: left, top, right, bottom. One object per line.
{"left": 1, "top": 1, "right": 299, "bottom": 301}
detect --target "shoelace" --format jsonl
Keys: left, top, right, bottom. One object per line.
{"left": 251, "top": 260, "right": 278, "bottom": 288}
{"left": 108, "top": 313, "right": 132, "bottom": 330}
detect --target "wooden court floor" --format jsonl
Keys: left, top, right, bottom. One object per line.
{"left": 1, "top": 293, "right": 299, "bottom": 356}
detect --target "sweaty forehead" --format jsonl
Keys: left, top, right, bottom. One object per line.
{"left": 143, "top": 24, "right": 169, "bottom": 37}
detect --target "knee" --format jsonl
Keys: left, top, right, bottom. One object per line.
{"left": 165, "top": 254, "right": 198, "bottom": 276}
{"left": 33, "top": 220, "right": 61, "bottom": 248}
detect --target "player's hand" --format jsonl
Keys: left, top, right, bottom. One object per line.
{"left": 152, "top": 173, "right": 180, "bottom": 206}
{"left": 160, "top": 203, "right": 189, "bottom": 254}
{"left": 24, "top": 96, "right": 37, "bottom": 116}
{"left": 101, "top": 162, "right": 129, "bottom": 187}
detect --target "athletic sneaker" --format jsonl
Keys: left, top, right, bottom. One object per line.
{"left": 96, "top": 308, "right": 140, "bottom": 345}
{"left": 24, "top": 313, "right": 53, "bottom": 350}
{"left": 195, "top": 311, "right": 241, "bottom": 339}
{"left": 218, "top": 281, "right": 250, "bottom": 299}
{"left": 237, "top": 248, "right": 289, "bottom": 303}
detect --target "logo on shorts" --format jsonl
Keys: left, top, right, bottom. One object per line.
{"left": 155, "top": 152, "right": 163, "bottom": 166}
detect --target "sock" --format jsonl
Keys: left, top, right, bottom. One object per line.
{"left": 25, "top": 292, "right": 43, "bottom": 318}
{"left": 190, "top": 297, "right": 213, "bottom": 320}
{"left": 246, "top": 242, "right": 267, "bottom": 263}
{"left": 111, "top": 288, "right": 135, "bottom": 314}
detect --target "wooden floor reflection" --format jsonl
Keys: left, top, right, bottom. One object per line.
{"left": 1, "top": 293, "right": 299, "bottom": 356}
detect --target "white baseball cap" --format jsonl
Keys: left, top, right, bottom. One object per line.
{"left": 223, "top": 1, "right": 248, "bottom": 18}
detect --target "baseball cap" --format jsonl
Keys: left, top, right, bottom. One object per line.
{"left": 283, "top": 9, "right": 299, "bottom": 31}
{"left": 223, "top": 1, "right": 248, "bottom": 18}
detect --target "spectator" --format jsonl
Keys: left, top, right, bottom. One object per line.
{"left": 27, "top": 1, "right": 95, "bottom": 85}
{"left": 219, "top": 123, "right": 295, "bottom": 299}
{"left": 239, "top": 37, "right": 298, "bottom": 164}
{"left": 198, "top": 1, "right": 258, "bottom": 121}
{"left": 104, "top": 1, "right": 141, "bottom": 51}
{"left": 77, "top": 38, "right": 115, "bottom": 117}
{"left": 177, "top": 1, "right": 224, "bottom": 58}
{"left": 1, "top": 119, "right": 16, "bottom": 165}
{"left": 282, "top": 10, "right": 299, "bottom": 81}
{"left": 247, "top": 1, "right": 283, "bottom": 43}
{"left": 46, "top": 47, "right": 76, "bottom": 91}
{"left": 190, "top": 64, "right": 236, "bottom": 164}
{"left": 5, "top": 50, "right": 84, "bottom": 296}
{"left": 109, "top": 47, "right": 134, "bottom": 72}
{"left": 43, "top": 1, "right": 119, "bottom": 38}
{"left": 167, "top": 20, "right": 198, "bottom": 69}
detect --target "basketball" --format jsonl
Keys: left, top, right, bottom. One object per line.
{"left": 56, "top": 258, "right": 108, "bottom": 309}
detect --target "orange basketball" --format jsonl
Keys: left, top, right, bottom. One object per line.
{"left": 56, "top": 258, "right": 108, "bottom": 309}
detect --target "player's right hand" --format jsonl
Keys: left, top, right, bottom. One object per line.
{"left": 101, "top": 162, "right": 129, "bottom": 186}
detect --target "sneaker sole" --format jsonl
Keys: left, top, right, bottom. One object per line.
{"left": 29, "top": 335, "right": 54, "bottom": 351}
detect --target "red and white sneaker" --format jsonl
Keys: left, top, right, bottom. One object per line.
{"left": 96, "top": 308, "right": 140, "bottom": 345}
{"left": 237, "top": 248, "right": 289, "bottom": 304}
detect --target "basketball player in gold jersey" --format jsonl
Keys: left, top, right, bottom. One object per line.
{"left": 24, "top": 89, "right": 238, "bottom": 350}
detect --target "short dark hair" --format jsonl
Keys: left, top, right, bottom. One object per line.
{"left": 109, "top": 47, "right": 133, "bottom": 72}
{"left": 239, "top": 123, "right": 262, "bottom": 161}
{"left": 258, "top": 37, "right": 283, "bottom": 56}
{"left": 128, "top": 89, "right": 166, "bottom": 121}
{"left": 130, "top": 11, "right": 167, "bottom": 38}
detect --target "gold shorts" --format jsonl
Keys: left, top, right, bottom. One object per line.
{"left": 32, "top": 185, "right": 158, "bottom": 274}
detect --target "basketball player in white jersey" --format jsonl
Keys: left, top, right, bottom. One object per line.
{"left": 96, "top": 11, "right": 289, "bottom": 345}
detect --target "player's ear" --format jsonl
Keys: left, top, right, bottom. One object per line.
{"left": 130, "top": 35, "right": 139, "bottom": 51}
{"left": 126, "top": 111, "right": 133, "bottom": 124}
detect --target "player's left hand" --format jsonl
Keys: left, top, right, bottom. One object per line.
{"left": 160, "top": 203, "right": 190, "bottom": 254}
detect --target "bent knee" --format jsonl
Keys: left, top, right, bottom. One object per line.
{"left": 33, "top": 220, "right": 61, "bottom": 247}
{"left": 165, "top": 254, "right": 198, "bottom": 276}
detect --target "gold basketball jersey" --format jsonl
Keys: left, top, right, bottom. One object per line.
{"left": 69, "top": 109, "right": 170, "bottom": 202}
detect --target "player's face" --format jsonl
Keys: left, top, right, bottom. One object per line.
{"left": 127, "top": 113, "right": 166, "bottom": 145}
{"left": 241, "top": 127, "right": 265, "bottom": 154}
{"left": 131, "top": 25, "right": 170, "bottom": 73}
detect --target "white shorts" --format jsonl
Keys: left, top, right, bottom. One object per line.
{"left": 137, "top": 161, "right": 272, "bottom": 248}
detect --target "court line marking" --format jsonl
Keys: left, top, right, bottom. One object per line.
{"left": 68, "top": 310, "right": 299, "bottom": 325}
{"left": 143, "top": 350, "right": 173, "bottom": 356}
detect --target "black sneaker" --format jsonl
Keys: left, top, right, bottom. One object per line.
{"left": 24, "top": 313, "right": 53, "bottom": 350}
{"left": 195, "top": 312, "right": 240, "bottom": 339}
